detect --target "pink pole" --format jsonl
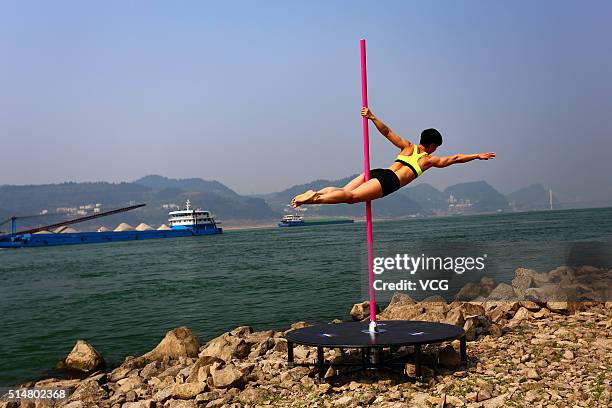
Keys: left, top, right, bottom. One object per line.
{"left": 360, "top": 39, "right": 377, "bottom": 328}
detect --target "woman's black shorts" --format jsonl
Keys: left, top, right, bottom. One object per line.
{"left": 369, "top": 168, "right": 400, "bottom": 197}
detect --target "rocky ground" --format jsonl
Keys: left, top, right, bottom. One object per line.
{"left": 2, "top": 266, "right": 611, "bottom": 408}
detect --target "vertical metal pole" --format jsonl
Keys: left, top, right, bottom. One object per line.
{"left": 415, "top": 344, "right": 422, "bottom": 380}
{"left": 360, "top": 39, "right": 377, "bottom": 332}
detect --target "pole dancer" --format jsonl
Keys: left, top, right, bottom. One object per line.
{"left": 290, "top": 40, "right": 496, "bottom": 332}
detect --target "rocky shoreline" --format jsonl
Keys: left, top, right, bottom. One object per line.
{"left": 2, "top": 266, "right": 611, "bottom": 408}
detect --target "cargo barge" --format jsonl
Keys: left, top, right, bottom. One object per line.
{"left": 0, "top": 200, "right": 222, "bottom": 248}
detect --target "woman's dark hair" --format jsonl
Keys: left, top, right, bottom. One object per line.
{"left": 420, "top": 128, "right": 443, "bottom": 147}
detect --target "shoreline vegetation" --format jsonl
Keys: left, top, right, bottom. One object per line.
{"left": 2, "top": 265, "right": 611, "bottom": 408}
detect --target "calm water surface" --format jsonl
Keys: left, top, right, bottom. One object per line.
{"left": 1, "top": 207, "right": 611, "bottom": 386}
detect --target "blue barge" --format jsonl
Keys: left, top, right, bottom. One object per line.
{"left": 0, "top": 200, "right": 222, "bottom": 248}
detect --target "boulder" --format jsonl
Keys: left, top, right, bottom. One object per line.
{"left": 438, "top": 344, "right": 461, "bottom": 369}
{"left": 172, "top": 382, "right": 207, "bottom": 399}
{"left": 518, "top": 300, "right": 540, "bottom": 311}
{"left": 349, "top": 301, "right": 380, "bottom": 321}
{"left": 62, "top": 340, "right": 104, "bottom": 372}
{"left": 511, "top": 273, "right": 533, "bottom": 299}
{"left": 163, "top": 400, "right": 198, "bottom": 408}
{"left": 144, "top": 327, "right": 200, "bottom": 361}
{"left": 548, "top": 266, "right": 575, "bottom": 283}
{"left": 455, "top": 282, "right": 482, "bottom": 301}
{"left": 458, "top": 302, "right": 485, "bottom": 317}
{"left": 524, "top": 284, "right": 564, "bottom": 303}
{"left": 388, "top": 292, "right": 416, "bottom": 306}
{"left": 123, "top": 401, "right": 154, "bottom": 408}
{"left": 290, "top": 321, "right": 311, "bottom": 330}
{"left": 487, "top": 283, "right": 516, "bottom": 301}
{"left": 210, "top": 363, "right": 248, "bottom": 389}
{"left": 64, "top": 379, "right": 107, "bottom": 406}
{"left": 199, "top": 332, "right": 250, "bottom": 363}
{"left": 186, "top": 356, "right": 219, "bottom": 383}
{"left": 546, "top": 301, "right": 584, "bottom": 315}
{"left": 479, "top": 276, "right": 497, "bottom": 290}
{"left": 533, "top": 308, "right": 551, "bottom": 319}
{"left": 506, "top": 306, "right": 531, "bottom": 328}
{"left": 238, "top": 387, "right": 271, "bottom": 404}
{"left": 455, "top": 277, "right": 496, "bottom": 301}
{"left": 443, "top": 308, "right": 465, "bottom": 327}
{"left": 379, "top": 303, "right": 423, "bottom": 320}
{"left": 488, "top": 323, "right": 502, "bottom": 337}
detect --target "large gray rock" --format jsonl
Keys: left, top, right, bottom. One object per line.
{"left": 122, "top": 401, "right": 154, "bottom": 408}
{"left": 388, "top": 292, "right": 416, "bottom": 306}
{"left": 171, "top": 382, "right": 207, "bottom": 399}
{"left": 438, "top": 345, "right": 461, "bottom": 369}
{"left": 455, "top": 282, "right": 483, "bottom": 301}
{"left": 210, "top": 362, "right": 248, "bottom": 389}
{"left": 546, "top": 301, "right": 584, "bottom": 315}
{"left": 455, "top": 277, "right": 497, "bottom": 300}
{"left": 443, "top": 308, "right": 465, "bottom": 327}
{"left": 349, "top": 301, "right": 380, "bottom": 321}
{"left": 199, "top": 332, "right": 250, "bottom": 363}
{"left": 64, "top": 379, "right": 107, "bottom": 406}
{"left": 163, "top": 400, "right": 198, "bottom": 408}
{"left": 238, "top": 387, "right": 271, "bottom": 404}
{"left": 487, "top": 283, "right": 517, "bottom": 301}
{"left": 143, "top": 326, "right": 200, "bottom": 361}
{"left": 379, "top": 302, "right": 423, "bottom": 320}
{"left": 63, "top": 340, "right": 104, "bottom": 372}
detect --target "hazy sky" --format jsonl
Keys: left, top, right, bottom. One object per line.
{"left": 1, "top": 1, "right": 611, "bottom": 200}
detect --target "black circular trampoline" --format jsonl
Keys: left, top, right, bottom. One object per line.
{"left": 285, "top": 320, "right": 467, "bottom": 381}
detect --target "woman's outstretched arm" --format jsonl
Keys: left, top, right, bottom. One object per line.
{"left": 361, "top": 107, "right": 410, "bottom": 149}
{"left": 427, "top": 152, "right": 496, "bottom": 168}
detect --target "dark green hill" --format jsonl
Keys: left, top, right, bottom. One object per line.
{"left": 444, "top": 181, "right": 510, "bottom": 213}
{"left": 134, "top": 175, "right": 239, "bottom": 197}
{"left": 401, "top": 183, "right": 448, "bottom": 211}
{"left": 507, "top": 184, "right": 561, "bottom": 210}
{"left": 0, "top": 178, "right": 277, "bottom": 230}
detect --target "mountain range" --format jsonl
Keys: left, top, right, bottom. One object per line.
{"left": 0, "top": 174, "right": 568, "bottom": 231}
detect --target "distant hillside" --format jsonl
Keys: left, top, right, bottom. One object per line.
{"left": 265, "top": 174, "right": 421, "bottom": 217}
{"left": 444, "top": 181, "right": 510, "bottom": 213}
{"left": 0, "top": 178, "right": 277, "bottom": 230}
{"left": 2, "top": 175, "right": 582, "bottom": 233}
{"left": 263, "top": 174, "right": 358, "bottom": 212}
{"left": 507, "top": 184, "right": 561, "bottom": 210}
{"left": 0, "top": 182, "right": 150, "bottom": 215}
{"left": 401, "top": 183, "right": 448, "bottom": 212}
{"left": 134, "top": 175, "right": 239, "bottom": 198}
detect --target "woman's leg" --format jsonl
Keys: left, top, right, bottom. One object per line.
{"left": 302, "top": 179, "right": 383, "bottom": 205}
{"left": 315, "top": 173, "right": 365, "bottom": 195}
{"left": 290, "top": 172, "right": 369, "bottom": 208}
{"left": 342, "top": 173, "right": 366, "bottom": 191}
{"left": 317, "top": 186, "right": 344, "bottom": 194}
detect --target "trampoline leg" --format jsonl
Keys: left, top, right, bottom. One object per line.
{"left": 361, "top": 348, "right": 367, "bottom": 369}
{"left": 460, "top": 336, "right": 468, "bottom": 367}
{"left": 415, "top": 344, "right": 422, "bottom": 381}
{"left": 287, "top": 341, "right": 294, "bottom": 368}
{"left": 317, "top": 346, "right": 325, "bottom": 382}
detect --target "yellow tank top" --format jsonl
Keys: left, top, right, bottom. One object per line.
{"left": 395, "top": 144, "right": 428, "bottom": 177}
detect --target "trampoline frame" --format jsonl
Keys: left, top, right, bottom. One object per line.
{"left": 285, "top": 320, "right": 468, "bottom": 382}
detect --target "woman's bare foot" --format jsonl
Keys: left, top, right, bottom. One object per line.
{"left": 291, "top": 190, "right": 317, "bottom": 208}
